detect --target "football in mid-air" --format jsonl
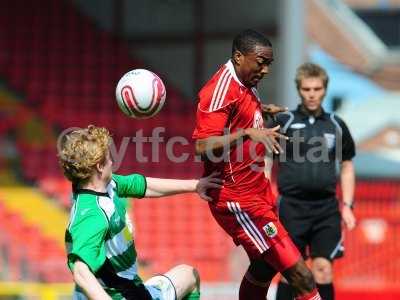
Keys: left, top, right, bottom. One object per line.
{"left": 115, "top": 69, "right": 166, "bottom": 119}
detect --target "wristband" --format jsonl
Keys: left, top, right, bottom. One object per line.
{"left": 343, "top": 202, "right": 354, "bottom": 210}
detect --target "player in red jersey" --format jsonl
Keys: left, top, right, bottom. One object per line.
{"left": 193, "top": 29, "right": 321, "bottom": 300}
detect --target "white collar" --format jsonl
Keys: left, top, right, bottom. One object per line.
{"left": 225, "top": 60, "right": 244, "bottom": 87}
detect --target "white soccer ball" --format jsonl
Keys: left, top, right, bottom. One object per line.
{"left": 115, "top": 69, "right": 166, "bottom": 119}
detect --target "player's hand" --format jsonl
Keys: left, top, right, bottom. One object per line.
{"left": 342, "top": 206, "right": 356, "bottom": 230}
{"left": 245, "top": 126, "right": 288, "bottom": 154}
{"left": 196, "top": 171, "right": 223, "bottom": 202}
{"left": 261, "top": 104, "right": 288, "bottom": 116}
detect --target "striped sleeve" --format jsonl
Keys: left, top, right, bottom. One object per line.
{"left": 207, "top": 66, "right": 234, "bottom": 112}
{"left": 193, "top": 68, "right": 240, "bottom": 139}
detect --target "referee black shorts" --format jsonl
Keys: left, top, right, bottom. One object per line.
{"left": 278, "top": 195, "right": 343, "bottom": 261}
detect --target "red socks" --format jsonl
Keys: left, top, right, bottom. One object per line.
{"left": 239, "top": 272, "right": 270, "bottom": 300}
{"left": 295, "top": 288, "right": 322, "bottom": 300}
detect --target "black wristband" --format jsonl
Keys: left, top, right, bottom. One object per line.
{"left": 343, "top": 202, "right": 354, "bottom": 210}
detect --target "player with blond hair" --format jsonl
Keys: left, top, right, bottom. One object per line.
{"left": 59, "top": 125, "right": 221, "bottom": 300}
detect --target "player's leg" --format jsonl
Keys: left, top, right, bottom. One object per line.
{"left": 253, "top": 196, "right": 320, "bottom": 300}
{"left": 281, "top": 258, "right": 319, "bottom": 300}
{"left": 239, "top": 259, "right": 277, "bottom": 300}
{"left": 261, "top": 233, "right": 320, "bottom": 300}
{"left": 209, "top": 199, "right": 318, "bottom": 299}
{"left": 145, "top": 264, "right": 200, "bottom": 300}
{"left": 164, "top": 264, "right": 200, "bottom": 300}
{"left": 276, "top": 196, "right": 312, "bottom": 300}
{"left": 209, "top": 200, "right": 279, "bottom": 300}
{"left": 310, "top": 197, "right": 343, "bottom": 300}
{"left": 276, "top": 276, "right": 293, "bottom": 300}
{"left": 312, "top": 257, "right": 334, "bottom": 300}
{"left": 225, "top": 199, "right": 319, "bottom": 300}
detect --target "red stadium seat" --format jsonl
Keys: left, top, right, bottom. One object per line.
{"left": 1, "top": 0, "right": 197, "bottom": 184}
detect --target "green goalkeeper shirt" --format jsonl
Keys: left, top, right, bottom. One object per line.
{"left": 65, "top": 173, "right": 148, "bottom": 299}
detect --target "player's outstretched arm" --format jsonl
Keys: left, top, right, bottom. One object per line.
{"left": 195, "top": 126, "right": 287, "bottom": 156}
{"left": 72, "top": 260, "right": 112, "bottom": 300}
{"left": 145, "top": 172, "right": 222, "bottom": 201}
{"left": 195, "top": 129, "right": 248, "bottom": 156}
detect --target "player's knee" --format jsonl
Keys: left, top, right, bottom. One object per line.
{"left": 177, "top": 264, "right": 200, "bottom": 290}
{"left": 296, "top": 265, "right": 315, "bottom": 291}
{"left": 283, "top": 260, "right": 315, "bottom": 294}
{"left": 176, "top": 263, "right": 195, "bottom": 273}
{"left": 312, "top": 258, "right": 333, "bottom": 284}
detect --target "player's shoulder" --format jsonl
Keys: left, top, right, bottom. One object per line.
{"left": 198, "top": 61, "right": 241, "bottom": 112}
{"left": 73, "top": 192, "right": 112, "bottom": 218}
{"left": 328, "top": 112, "right": 344, "bottom": 123}
{"left": 68, "top": 193, "right": 109, "bottom": 230}
{"left": 272, "top": 111, "right": 298, "bottom": 133}
{"left": 328, "top": 112, "right": 349, "bottom": 129}
{"left": 73, "top": 192, "right": 98, "bottom": 208}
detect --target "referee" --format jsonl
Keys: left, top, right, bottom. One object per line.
{"left": 272, "top": 63, "right": 356, "bottom": 300}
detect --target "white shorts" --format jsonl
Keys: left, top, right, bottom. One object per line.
{"left": 145, "top": 275, "right": 177, "bottom": 300}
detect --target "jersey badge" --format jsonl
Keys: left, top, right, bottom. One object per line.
{"left": 324, "top": 133, "right": 336, "bottom": 150}
{"left": 263, "top": 222, "right": 278, "bottom": 238}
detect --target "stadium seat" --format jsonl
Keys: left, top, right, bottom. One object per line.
{"left": 0, "top": 0, "right": 197, "bottom": 182}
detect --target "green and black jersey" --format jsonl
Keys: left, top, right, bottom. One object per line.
{"left": 65, "top": 173, "right": 151, "bottom": 299}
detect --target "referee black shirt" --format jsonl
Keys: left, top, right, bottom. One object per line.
{"left": 272, "top": 105, "right": 356, "bottom": 200}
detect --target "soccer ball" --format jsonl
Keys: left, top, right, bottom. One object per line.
{"left": 115, "top": 69, "right": 166, "bottom": 119}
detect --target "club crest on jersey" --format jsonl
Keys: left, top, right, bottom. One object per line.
{"left": 324, "top": 133, "right": 336, "bottom": 150}
{"left": 263, "top": 222, "right": 277, "bottom": 238}
{"left": 253, "top": 110, "right": 264, "bottom": 129}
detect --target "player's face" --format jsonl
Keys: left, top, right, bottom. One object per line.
{"left": 298, "top": 77, "right": 326, "bottom": 112}
{"left": 235, "top": 45, "right": 274, "bottom": 87}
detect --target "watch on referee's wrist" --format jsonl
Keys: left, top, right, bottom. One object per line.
{"left": 343, "top": 201, "right": 354, "bottom": 210}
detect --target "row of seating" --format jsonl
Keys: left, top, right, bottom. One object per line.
{"left": 0, "top": 201, "right": 71, "bottom": 282}
{"left": 0, "top": 0, "right": 198, "bottom": 183}
{"left": 335, "top": 223, "right": 400, "bottom": 289}
{"left": 132, "top": 194, "right": 233, "bottom": 281}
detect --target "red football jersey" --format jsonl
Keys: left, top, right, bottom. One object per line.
{"left": 193, "top": 60, "right": 271, "bottom": 203}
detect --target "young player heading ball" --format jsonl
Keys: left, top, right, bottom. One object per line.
{"left": 59, "top": 125, "right": 221, "bottom": 300}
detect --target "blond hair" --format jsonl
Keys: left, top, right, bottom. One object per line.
{"left": 58, "top": 125, "right": 111, "bottom": 184}
{"left": 295, "top": 63, "right": 329, "bottom": 90}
